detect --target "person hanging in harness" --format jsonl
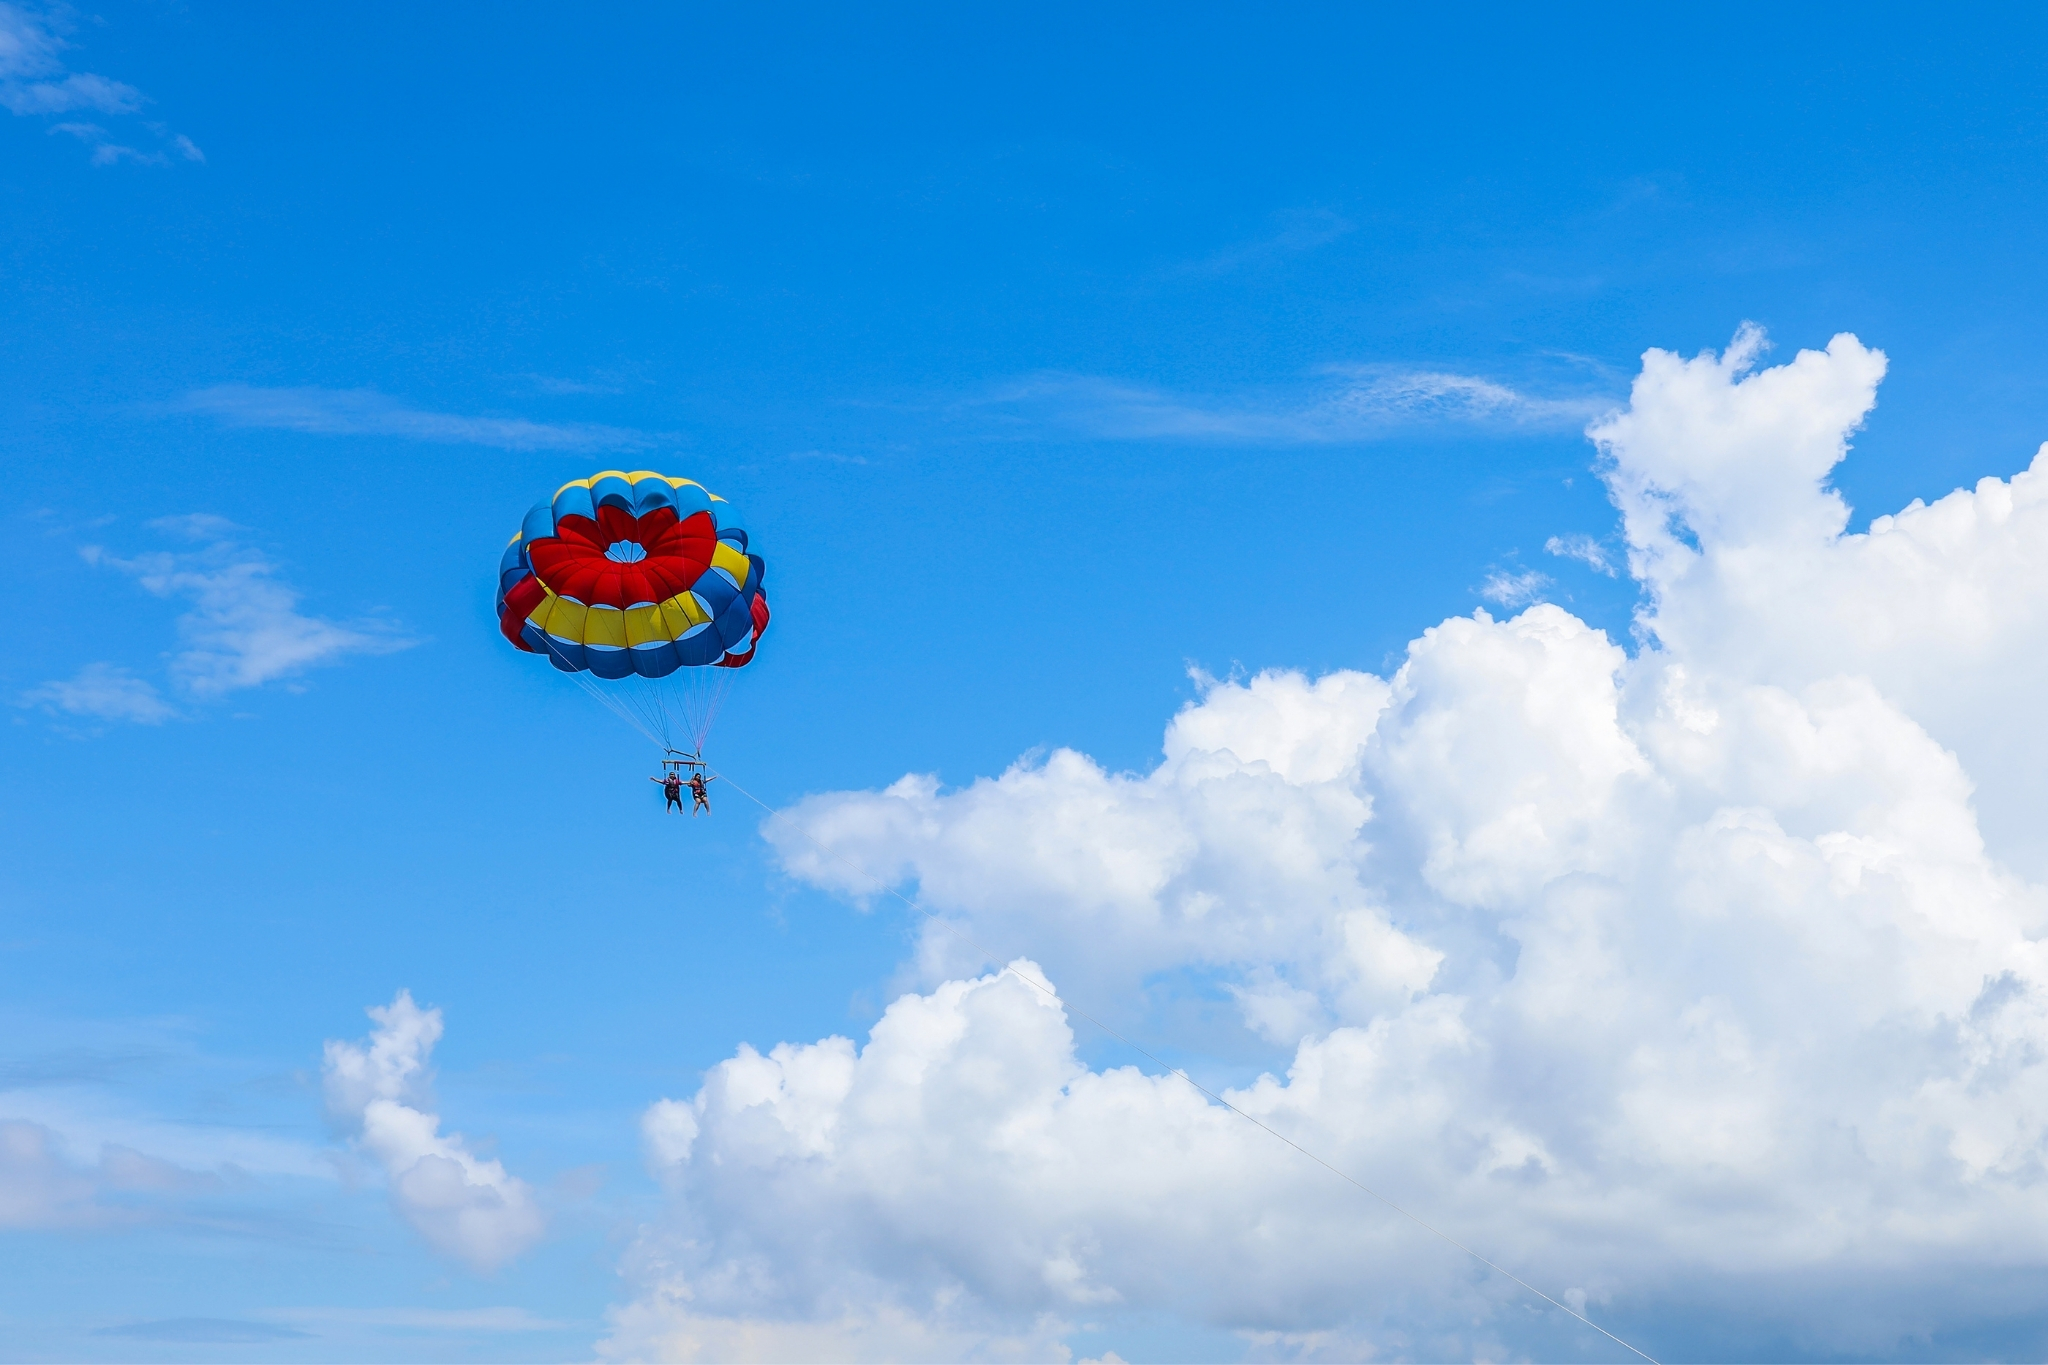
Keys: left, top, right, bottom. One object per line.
{"left": 687, "top": 771, "right": 716, "bottom": 816}
{"left": 651, "top": 770, "right": 685, "bottom": 812}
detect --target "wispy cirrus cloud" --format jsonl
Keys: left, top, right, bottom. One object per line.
{"left": 93, "top": 1319, "right": 309, "bottom": 1344}
{"left": 981, "top": 365, "right": 1614, "bottom": 444}
{"left": 1544, "top": 532, "right": 1618, "bottom": 575}
{"left": 49, "top": 120, "right": 203, "bottom": 167}
{"left": 96, "top": 515, "right": 412, "bottom": 698}
{"left": 787, "top": 448, "right": 870, "bottom": 466}
{"left": 0, "top": 1014, "right": 336, "bottom": 1243}
{"left": 1478, "top": 566, "right": 1550, "bottom": 607}
{"left": 1173, "top": 206, "right": 1355, "bottom": 277}
{"left": 17, "top": 516, "right": 411, "bottom": 728}
{"left": 0, "top": 1118, "right": 208, "bottom": 1230}
{"left": 178, "top": 384, "right": 653, "bottom": 452}
{"left": 0, "top": 4, "right": 201, "bottom": 165}
{"left": 0, "top": 5, "right": 139, "bottom": 114}
{"left": 16, "top": 663, "right": 175, "bottom": 725}
{"left": 261, "top": 1306, "right": 568, "bottom": 1333}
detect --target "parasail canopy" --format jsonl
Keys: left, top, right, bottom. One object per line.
{"left": 497, "top": 469, "right": 769, "bottom": 751}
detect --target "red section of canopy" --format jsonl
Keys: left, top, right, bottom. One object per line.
{"left": 500, "top": 575, "right": 548, "bottom": 649}
{"left": 716, "top": 591, "right": 772, "bottom": 667}
{"left": 525, "top": 507, "right": 718, "bottom": 608}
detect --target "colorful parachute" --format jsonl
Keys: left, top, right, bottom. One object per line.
{"left": 497, "top": 470, "right": 769, "bottom": 751}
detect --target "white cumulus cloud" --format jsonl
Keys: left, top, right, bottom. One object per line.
{"left": 323, "top": 991, "right": 543, "bottom": 1274}
{"left": 606, "top": 327, "right": 2048, "bottom": 1361}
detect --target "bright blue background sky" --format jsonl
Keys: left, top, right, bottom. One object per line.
{"left": 6, "top": 3, "right": 2048, "bottom": 1359}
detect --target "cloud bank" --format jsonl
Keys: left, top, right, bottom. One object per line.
{"left": 0, "top": 1119, "right": 209, "bottom": 1229}
{"left": 0, "top": 1033, "right": 333, "bottom": 1237}
{"left": 323, "top": 991, "right": 543, "bottom": 1273}
{"left": 606, "top": 329, "right": 2048, "bottom": 1361}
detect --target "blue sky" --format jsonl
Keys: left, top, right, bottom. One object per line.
{"left": 10, "top": 4, "right": 2048, "bottom": 1361}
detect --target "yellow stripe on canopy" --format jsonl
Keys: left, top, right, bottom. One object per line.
{"left": 529, "top": 592, "right": 585, "bottom": 641}
{"left": 624, "top": 603, "right": 672, "bottom": 645}
{"left": 578, "top": 604, "right": 628, "bottom": 648}
{"left": 658, "top": 591, "right": 712, "bottom": 636}
{"left": 711, "top": 542, "right": 752, "bottom": 587}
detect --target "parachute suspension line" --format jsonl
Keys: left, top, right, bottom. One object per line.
{"left": 616, "top": 678, "right": 674, "bottom": 752}
{"left": 709, "top": 766, "right": 1663, "bottom": 1365}
{"left": 574, "top": 671, "right": 665, "bottom": 750}
{"left": 596, "top": 665, "right": 738, "bottom": 758}
{"left": 528, "top": 631, "right": 670, "bottom": 753}
{"left": 654, "top": 666, "right": 733, "bottom": 756}
{"left": 524, "top": 631, "right": 742, "bottom": 759}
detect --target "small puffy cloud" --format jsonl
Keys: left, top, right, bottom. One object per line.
{"left": 322, "top": 991, "right": 544, "bottom": 1273}
{"left": 611, "top": 327, "right": 2048, "bottom": 1359}
{"left": 16, "top": 663, "right": 175, "bottom": 724}
{"left": 178, "top": 384, "right": 652, "bottom": 452}
{"left": 1543, "top": 532, "right": 1615, "bottom": 575}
